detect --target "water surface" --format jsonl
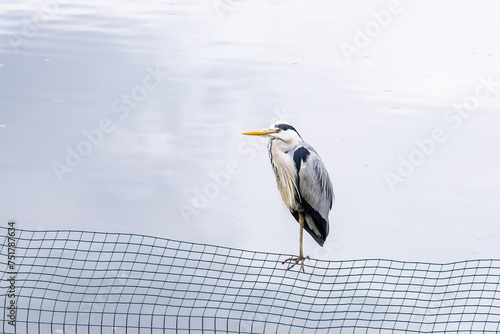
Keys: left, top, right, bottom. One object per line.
{"left": 1, "top": 0, "right": 499, "bottom": 262}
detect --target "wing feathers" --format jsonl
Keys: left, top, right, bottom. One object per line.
{"left": 292, "top": 144, "right": 334, "bottom": 245}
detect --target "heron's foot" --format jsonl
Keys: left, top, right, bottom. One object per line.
{"left": 282, "top": 255, "right": 310, "bottom": 272}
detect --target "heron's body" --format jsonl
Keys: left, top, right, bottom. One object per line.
{"left": 268, "top": 125, "right": 333, "bottom": 246}
{"left": 243, "top": 121, "right": 334, "bottom": 272}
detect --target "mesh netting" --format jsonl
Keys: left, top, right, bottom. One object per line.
{"left": 1, "top": 226, "right": 500, "bottom": 333}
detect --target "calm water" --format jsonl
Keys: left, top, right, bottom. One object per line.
{"left": 1, "top": 0, "right": 499, "bottom": 262}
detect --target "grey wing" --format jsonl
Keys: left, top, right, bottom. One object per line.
{"left": 293, "top": 144, "right": 334, "bottom": 245}
{"left": 298, "top": 146, "right": 334, "bottom": 217}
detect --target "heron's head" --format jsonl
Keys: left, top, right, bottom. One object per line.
{"left": 242, "top": 120, "right": 302, "bottom": 144}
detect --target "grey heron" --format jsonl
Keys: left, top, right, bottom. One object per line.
{"left": 242, "top": 121, "right": 334, "bottom": 272}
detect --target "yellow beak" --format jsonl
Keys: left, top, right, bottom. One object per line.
{"left": 242, "top": 129, "right": 277, "bottom": 136}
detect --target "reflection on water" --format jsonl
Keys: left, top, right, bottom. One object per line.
{"left": 1, "top": 0, "right": 499, "bottom": 262}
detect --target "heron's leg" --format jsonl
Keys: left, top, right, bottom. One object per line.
{"left": 299, "top": 212, "right": 304, "bottom": 258}
{"left": 282, "top": 212, "right": 310, "bottom": 272}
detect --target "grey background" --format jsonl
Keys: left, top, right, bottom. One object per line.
{"left": 1, "top": 0, "right": 499, "bottom": 262}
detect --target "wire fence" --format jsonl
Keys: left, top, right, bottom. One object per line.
{"left": 1, "top": 226, "right": 500, "bottom": 333}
